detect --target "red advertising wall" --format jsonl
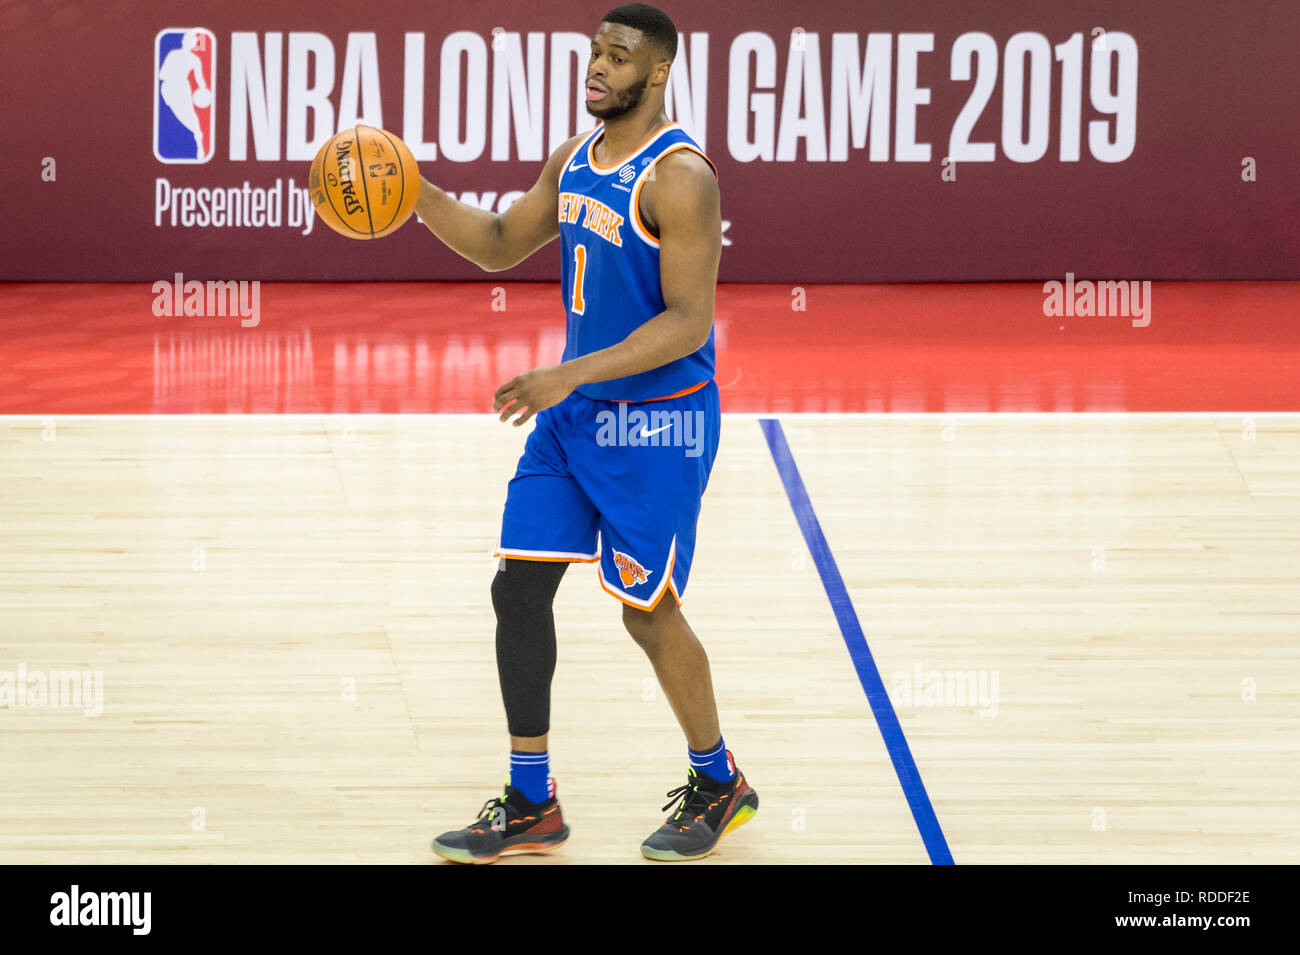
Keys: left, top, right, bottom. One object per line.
{"left": 3, "top": 0, "right": 1297, "bottom": 282}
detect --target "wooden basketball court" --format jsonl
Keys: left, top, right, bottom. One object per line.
{"left": 3, "top": 405, "right": 1296, "bottom": 863}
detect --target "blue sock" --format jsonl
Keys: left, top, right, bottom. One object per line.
{"left": 689, "top": 738, "right": 734, "bottom": 784}
{"left": 509, "top": 750, "right": 552, "bottom": 804}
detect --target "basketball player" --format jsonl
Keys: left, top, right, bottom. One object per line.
{"left": 415, "top": 3, "right": 757, "bottom": 863}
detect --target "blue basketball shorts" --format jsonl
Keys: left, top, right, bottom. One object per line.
{"left": 494, "top": 380, "right": 721, "bottom": 610}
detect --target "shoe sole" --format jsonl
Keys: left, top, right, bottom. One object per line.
{"left": 640, "top": 799, "right": 758, "bottom": 862}
{"left": 432, "top": 827, "right": 570, "bottom": 865}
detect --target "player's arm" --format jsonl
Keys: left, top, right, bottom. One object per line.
{"left": 413, "top": 134, "right": 584, "bottom": 273}
{"left": 493, "top": 151, "right": 721, "bottom": 424}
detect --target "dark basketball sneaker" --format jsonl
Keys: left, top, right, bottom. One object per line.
{"left": 431, "top": 784, "right": 569, "bottom": 864}
{"left": 641, "top": 754, "right": 758, "bottom": 861}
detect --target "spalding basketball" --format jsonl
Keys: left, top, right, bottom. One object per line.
{"left": 309, "top": 125, "right": 420, "bottom": 239}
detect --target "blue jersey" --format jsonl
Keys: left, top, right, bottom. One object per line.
{"left": 557, "top": 121, "right": 717, "bottom": 402}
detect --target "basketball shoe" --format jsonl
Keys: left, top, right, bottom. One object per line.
{"left": 641, "top": 752, "right": 758, "bottom": 861}
{"left": 431, "top": 783, "right": 569, "bottom": 864}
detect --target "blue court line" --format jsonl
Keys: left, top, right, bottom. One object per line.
{"left": 759, "top": 418, "right": 954, "bottom": 865}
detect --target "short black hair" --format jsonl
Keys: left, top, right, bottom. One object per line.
{"left": 601, "top": 3, "right": 678, "bottom": 62}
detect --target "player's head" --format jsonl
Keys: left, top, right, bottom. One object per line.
{"left": 586, "top": 4, "right": 677, "bottom": 121}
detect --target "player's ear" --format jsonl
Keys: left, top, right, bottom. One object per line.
{"left": 652, "top": 59, "right": 672, "bottom": 86}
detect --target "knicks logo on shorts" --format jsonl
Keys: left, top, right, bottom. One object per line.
{"left": 612, "top": 549, "right": 653, "bottom": 589}
{"left": 154, "top": 28, "right": 216, "bottom": 163}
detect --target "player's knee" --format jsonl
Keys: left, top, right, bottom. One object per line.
{"left": 490, "top": 568, "right": 513, "bottom": 615}
{"left": 622, "top": 604, "right": 656, "bottom": 647}
{"left": 491, "top": 558, "right": 565, "bottom": 618}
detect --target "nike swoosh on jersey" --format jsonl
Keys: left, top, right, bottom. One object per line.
{"left": 638, "top": 424, "right": 673, "bottom": 438}
{"left": 568, "top": 161, "right": 587, "bottom": 171}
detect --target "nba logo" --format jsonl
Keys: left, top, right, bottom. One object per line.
{"left": 154, "top": 28, "right": 216, "bottom": 163}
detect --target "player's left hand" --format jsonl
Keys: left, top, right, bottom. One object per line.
{"left": 493, "top": 364, "right": 579, "bottom": 426}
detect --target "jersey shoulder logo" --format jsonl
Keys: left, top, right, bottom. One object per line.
{"left": 154, "top": 28, "right": 216, "bottom": 163}
{"left": 618, "top": 164, "right": 636, "bottom": 183}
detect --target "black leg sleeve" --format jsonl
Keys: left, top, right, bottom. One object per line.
{"left": 491, "top": 558, "right": 568, "bottom": 738}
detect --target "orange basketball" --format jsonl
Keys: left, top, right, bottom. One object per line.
{"left": 309, "top": 125, "right": 420, "bottom": 239}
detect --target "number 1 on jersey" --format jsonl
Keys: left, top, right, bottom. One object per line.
{"left": 571, "top": 244, "right": 587, "bottom": 315}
